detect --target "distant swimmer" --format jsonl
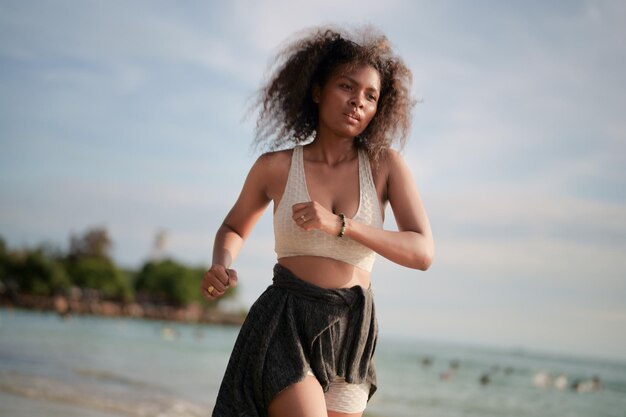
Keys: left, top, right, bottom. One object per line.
{"left": 592, "top": 375, "right": 602, "bottom": 391}
{"left": 479, "top": 373, "right": 491, "bottom": 386}
{"left": 554, "top": 374, "right": 568, "bottom": 391}
{"left": 421, "top": 356, "right": 433, "bottom": 367}
{"left": 440, "top": 369, "right": 453, "bottom": 381}
{"left": 160, "top": 326, "right": 178, "bottom": 341}
{"left": 532, "top": 371, "right": 553, "bottom": 388}
{"left": 572, "top": 376, "right": 601, "bottom": 393}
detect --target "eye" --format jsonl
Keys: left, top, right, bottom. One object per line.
{"left": 367, "top": 94, "right": 378, "bottom": 102}
{"left": 339, "top": 83, "right": 352, "bottom": 90}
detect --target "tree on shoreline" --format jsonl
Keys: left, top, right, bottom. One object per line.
{"left": 65, "top": 256, "right": 133, "bottom": 302}
{"left": 63, "top": 227, "right": 133, "bottom": 302}
{"left": 0, "top": 228, "right": 234, "bottom": 307}
{"left": 68, "top": 228, "right": 112, "bottom": 260}
{"left": 0, "top": 242, "right": 70, "bottom": 297}
{"left": 135, "top": 259, "right": 230, "bottom": 307}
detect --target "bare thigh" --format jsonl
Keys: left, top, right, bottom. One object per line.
{"left": 268, "top": 375, "right": 327, "bottom": 417}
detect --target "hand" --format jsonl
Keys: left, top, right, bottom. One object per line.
{"left": 292, "top": 201, "right": 342, "bottom": 236}
{"left": 201, "top": 264, "right": 238, "bottom": 301}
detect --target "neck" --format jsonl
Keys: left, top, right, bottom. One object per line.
{"left": 307, "top": 130, "right": 357, "bottom": 165}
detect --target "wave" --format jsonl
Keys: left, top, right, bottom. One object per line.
{"left": 0, "top": 370, "right": 211, "bottom": 417}
{"left": 72, "top": 367, "right": 170, "bottom": 392}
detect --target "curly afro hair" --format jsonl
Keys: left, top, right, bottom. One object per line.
{"left": 251, "top": 25, "right": 416, "bottom": 162}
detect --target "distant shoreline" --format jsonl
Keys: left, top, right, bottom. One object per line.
{"left": 0, "top": 294, "right": 246, "bottom": 326}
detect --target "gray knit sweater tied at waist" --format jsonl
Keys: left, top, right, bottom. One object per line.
{"left": 212, "top": 264, "right": 378, "bottom": 417}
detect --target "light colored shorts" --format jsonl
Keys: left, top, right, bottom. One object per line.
{"left": 306, "top": 370, "right": 370, "bottom": 413}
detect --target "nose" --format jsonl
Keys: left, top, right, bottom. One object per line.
{"left": 350, "top": 93, "right": 364, "bottom": 109}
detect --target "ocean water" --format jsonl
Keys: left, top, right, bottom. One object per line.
{"left": 1, "top": 308, "right": 625, "bottom": 417}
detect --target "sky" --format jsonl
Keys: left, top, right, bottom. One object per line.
{"left": 1, "top": 0, "right": 625, "bottom": 362}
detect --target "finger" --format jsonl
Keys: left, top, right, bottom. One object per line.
{"left": 212, "top": 267, "right": 231, "bottom": 286}
{"left": 292, "top": 208, "right": 309, "bottom": 222}
{"left": 201, "top": 284, "right": 220, "bottom": 301}
{"left": 202, "top": 270, "right": 228, "bottom": 292}
{"left": 293, "top": 215, "right": 309, "bottom": 228}
{"left": 204, "top": 289, "right": 225, "bottom": 301}
{"left": 202, "top": 280, "right": 226, "bottom": 297}
{"left": 202, "top": 274, "right": 227, "bottom": 295}
{"left": 292, "top": 202, "right": 310, "bottom": 212}
{"left": 226, "top": 269, "right": 238, "bottom": 288}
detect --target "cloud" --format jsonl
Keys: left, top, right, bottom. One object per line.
{"left": 1, "top": 0, "right": 625, "bottom": 360}
{"left": 230, "top": 0, "right": 398, "bottom": 53}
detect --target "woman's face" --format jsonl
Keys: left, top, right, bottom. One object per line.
{"left": 313, "top": 64, "right": 381, "bottom": 140}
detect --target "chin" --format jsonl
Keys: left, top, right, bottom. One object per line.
{"left": 339, "top": 127, "right": 365, "bottom": 139}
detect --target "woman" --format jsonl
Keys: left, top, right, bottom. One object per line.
{"left": 203, "top": 26, "right": 434, "bottom": 417}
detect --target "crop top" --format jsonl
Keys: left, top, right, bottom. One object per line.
{"left": 273, "top": 145, "right": 383, "bottom": 272}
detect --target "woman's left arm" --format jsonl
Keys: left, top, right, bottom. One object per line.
{"left": 348, "top": 150, "right": 433, "bottom": 270}
{"left": 293, "top": 150, "right": 434, "bottom": 270}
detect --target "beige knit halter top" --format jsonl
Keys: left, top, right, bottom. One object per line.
{"left": 274, "top": 145, "right": 383, "bottom": 272}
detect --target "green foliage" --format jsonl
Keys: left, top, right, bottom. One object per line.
{"left": 0, "top": 237, "right": 7, "bottom": 281}
{"left": 1, "top": 231, "right": 238, "bottom": 309}
{"left": 69, "top": 227, "right": 111, "bottom": 259}
{"left": 5, "top": 248, "right": 71, "bottom": 296}
{"left": 135, "top": 259, "right": 234, "bottom": 307}
{"left": 66, "top": 257, "right": 133, "bottom": 302}
{"left": 61, "top": 227, "right": 133, "bottom": 302}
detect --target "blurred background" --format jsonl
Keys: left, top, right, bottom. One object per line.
{"left": 1, "top": 1, "right": 625, "bottom": 416}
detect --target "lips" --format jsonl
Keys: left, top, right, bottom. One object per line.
{"left": 344, "top": 112, "right": 361, "bottom": 122}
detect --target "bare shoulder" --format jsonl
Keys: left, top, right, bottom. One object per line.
{"left": 382, "top": 147, "right": 405, "bottom": 166}
{"left": 256, "top": 148, "right": 292, "bottom": 166}
{"left": 253, "top": 148, "right": 294, "bottom": 200}
{"left": 254, "top": 148, "right": 292, "bottom": 176}
{"left": 374, "top": 147, "right": 407, "bottom": 180}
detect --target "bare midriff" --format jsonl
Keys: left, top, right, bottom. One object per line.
{"left": 277, "top": 255, "right": 371, "bottom": 289}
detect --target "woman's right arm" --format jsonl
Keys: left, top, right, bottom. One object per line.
{"left": 201, "top": 155, "right": 273, "bottom": 300}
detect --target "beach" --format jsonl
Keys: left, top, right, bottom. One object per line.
{"left": 1, "top": 308, "right": 624, "bottom": 417}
